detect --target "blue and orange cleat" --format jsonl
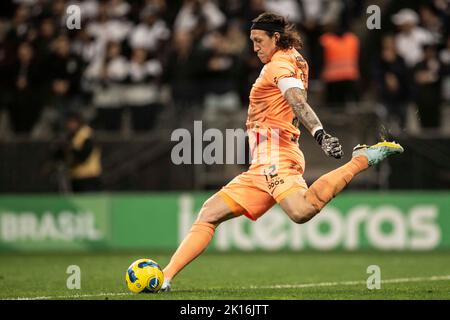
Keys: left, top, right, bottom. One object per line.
{"left": 352, "top": 141, "right": 404, "bottom": 166}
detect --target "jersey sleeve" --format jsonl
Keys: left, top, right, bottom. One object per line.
{"left": 264, "top": 58, "right": 297, "bottom": 86}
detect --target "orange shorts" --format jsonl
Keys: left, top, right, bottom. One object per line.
{"left": 219, "top": 164, "right": 308, "bottom": 221}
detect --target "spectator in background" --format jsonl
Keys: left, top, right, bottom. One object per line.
{"left": 124, "top": 48, "right": 163, "bottom": 132}
{"left": 107, "top": 0, "right": 131, "bottom": 19}
{"left": 72, "top": 27, "right": 103, "bottom": 67}
{"left": 265, "top": 0, "right": 301, "bottom": 24}
{"left": 439, "top": 34, "right": 450, "bottom": 103}
{"left": 297, "top": 0, "right": 355, "bottom": 80}
{"left": 164, "top": 31, "right": 205, "bottom": 123}
{"left": 202, "top": 22, "right": 246, "bottom": 121}
{"left": 54, "top": 112, "right": 102, "bottom": 192}
{"left": 72, "top": 0, "right": 100, "bottom": 21}
{"left": 7, "top": 42, "right": 44, "bottom": 134}
{"left": 48, "top": 35, "right": 84, "bottom": 132}
{"left": 33, "top": 17, "right": 57, "bottom": 58}
{"left": 86, "top": 41, "right": 128, "bottom": 131}
{"left": 413, "top": 43, "right": 443, "bottom": 129}
{"left": 240, "top": 0, "right": 266, "bottom": 27}
{"left": 391, "top": 8, "right": 434, "bottom": 69}
{"left": 128, "top": 6, "right": 171, "bottom": 58}
{"left": 297, "top": 0, "right": 326, "bottom": 80}
{"left": 86, "top": 1, "right": 132, "bottom": 46}
{"left": 174, "top": 0, "right": 226, "bottom": 34}
{"left": 0, "top": 24, "right": 9, "bottom": 121}
{"left": 419, "top": 4, "right": 445, "bottom": 45}
{"left": 319, "top": 20, "right": 360, "bottom": 108}
{"left": 45, "top": 0, "right": 68, "bottom": 28}
{"left": 143, "top": 0, "right": 168, "bottom": 17}
{"left": 374, "top": 35, "right": 410, "bottom": 131}
{"left": 224, "top": 19, "right": 251, "bottom": 106}
{"left": 144, "top": 0, "right": 178, "bottom": 27}
{"left": 5, "top": 4, "right": 31, "bottom": 46}
{"left": 217, "top": 0, "right": 246, "bottom": 19}
{"left": 224, "top": 19, "right": 248, "bottom": 56}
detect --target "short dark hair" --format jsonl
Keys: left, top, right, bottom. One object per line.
{"left": 252, "top": 12, "right": 302, "bottom": 49}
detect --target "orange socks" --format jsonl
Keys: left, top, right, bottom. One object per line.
{"left": 305, "top": 156, "right": 368, "bottom": 211}
{"left": 163, "top": 222, "right": 216, "bottom": 281}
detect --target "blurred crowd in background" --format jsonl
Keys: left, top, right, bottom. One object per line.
{"left": 0, "top": 0, "right": 449, "bottom": 194}
{"left": 0, "top": 0, "right": 449, "bottom": 139}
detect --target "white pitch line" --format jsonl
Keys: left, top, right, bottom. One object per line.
{"left": 245, "top": 275, "right": 450, "bottom": 290}
{"left": 5, "top": 275, "right": 450, "bottom": 300}
{"left": 5, "top": 292, "right": 133, "bottom": 300}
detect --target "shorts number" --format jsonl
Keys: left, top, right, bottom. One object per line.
{"left": 264, "top": 165, "right": 278, "bottom": 182}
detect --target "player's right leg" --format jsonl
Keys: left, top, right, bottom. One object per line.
{"left": 305, "top": 141, "right": 404, "bottom": 212}
{"left": 161, "top": 192, "right": 241, "bottom": 292}
{"left": 280, "top": 141, "right": 404, "bottom": 223}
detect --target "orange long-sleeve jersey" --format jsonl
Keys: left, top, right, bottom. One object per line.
{"left": 246, "top": 48, "right": 309, "bottom": 174}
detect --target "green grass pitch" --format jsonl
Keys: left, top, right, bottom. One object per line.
{"left": 1, "top": 251, "right": 449, "bottom": 300}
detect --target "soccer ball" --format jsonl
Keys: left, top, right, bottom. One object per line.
{"left": 125, "top": 258, "right": 164, "bottom": 293}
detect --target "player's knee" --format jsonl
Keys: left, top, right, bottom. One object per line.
{"left": 289, "top": 207, "right": 319, "bottom": 224}
{"left": 196, "top": 198, "right": 221, "bottom": 225}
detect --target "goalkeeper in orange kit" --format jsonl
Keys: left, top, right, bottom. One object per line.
{"left": 160, "top": 12, "right": 403, "bottom": 291}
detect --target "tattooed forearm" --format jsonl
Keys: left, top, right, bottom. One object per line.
{"left": 284, "top": 87, "right": 322, "bottom": 135}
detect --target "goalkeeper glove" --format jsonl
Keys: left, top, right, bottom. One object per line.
{"left": 314, "top": 129, "right": 343, "bottom": 159}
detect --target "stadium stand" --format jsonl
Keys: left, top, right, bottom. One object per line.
{"left": 0, "top": 0, "right": 449, "bottom": 192}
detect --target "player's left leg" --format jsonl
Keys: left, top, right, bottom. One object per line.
{"left": 161, "top": 171, "right": 276, "bottom": 292}
{"left": 279, "top": 141, "right": 404, "bottom": 224}
{"left": 161, "top": 193, "right": 241, "bottom": 291}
